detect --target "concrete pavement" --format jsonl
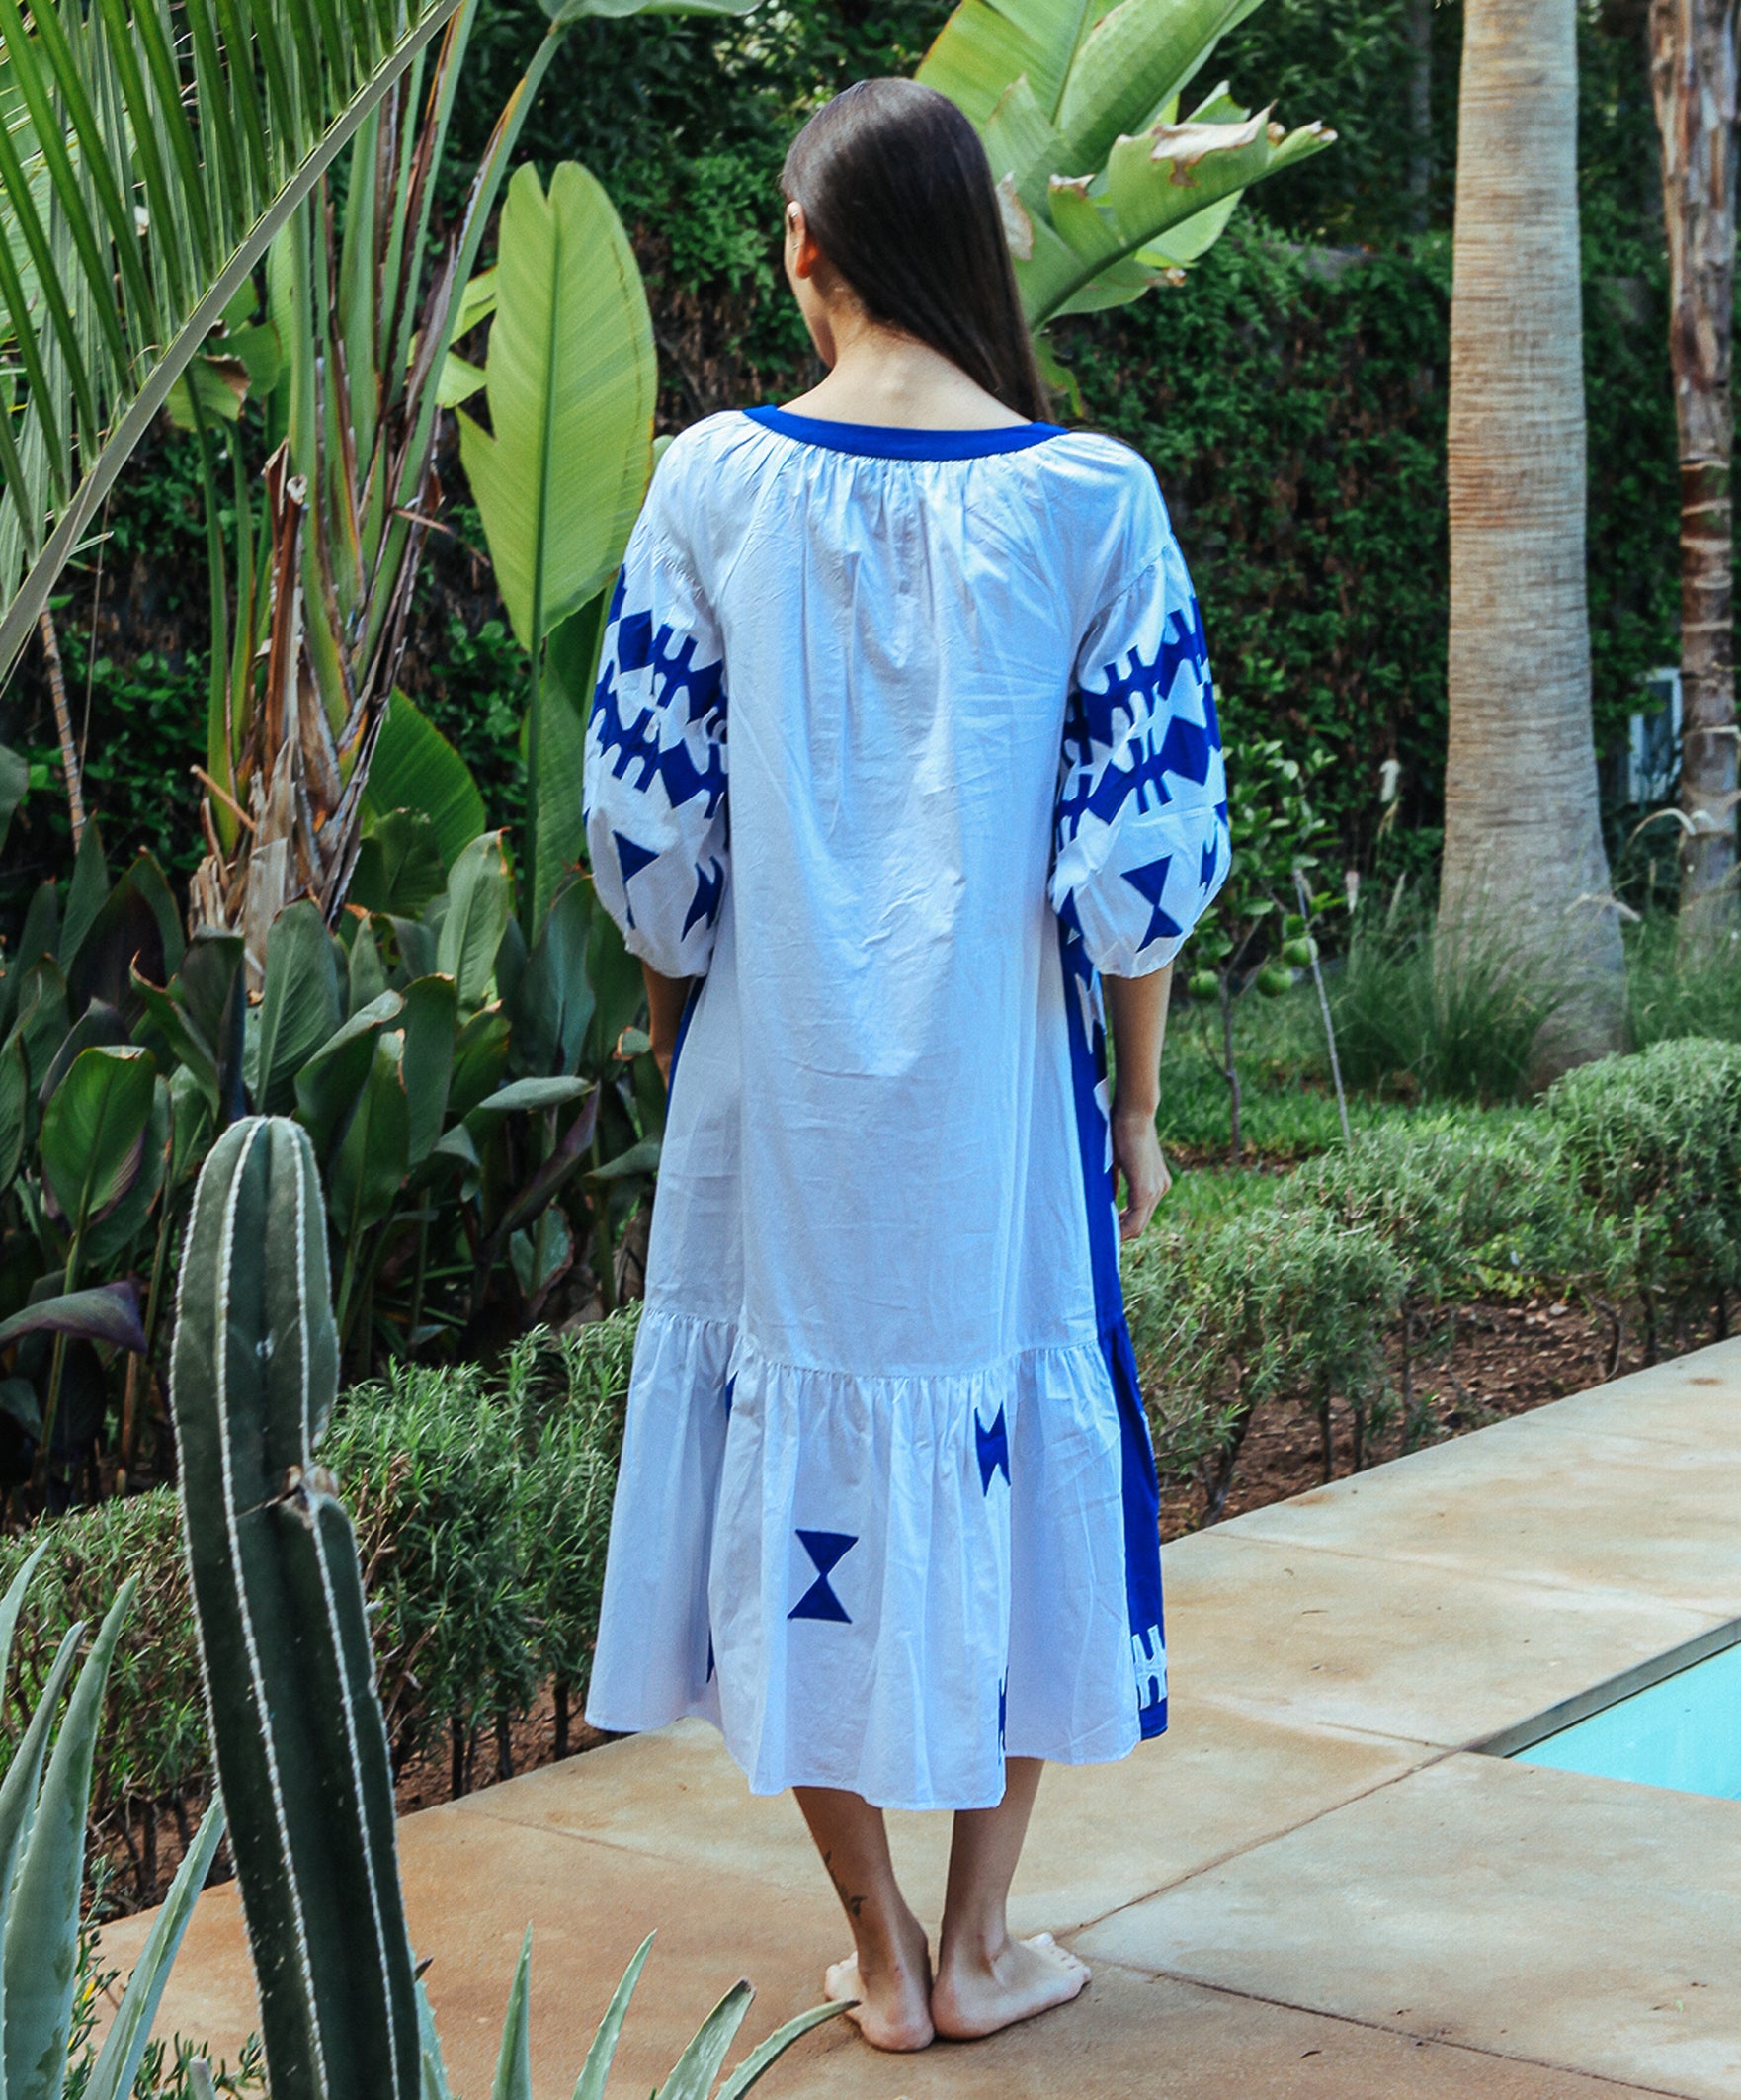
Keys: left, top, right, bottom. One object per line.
{"left": 105, "top": 1343, "right": 1741, "bottom": 2097}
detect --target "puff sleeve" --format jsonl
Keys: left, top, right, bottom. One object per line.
{"left": 1049, "top": 496, "right": 1230, "bottom": 977}
{"left": 584, "top": 469, "right": 729, "bottom": 978}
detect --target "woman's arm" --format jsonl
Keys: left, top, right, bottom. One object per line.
{"left": 1104, "top": 963, "right": 1174, "bottom": 1241}
{"left": 643, "top": 964, "right": 693, "bottom": 1085}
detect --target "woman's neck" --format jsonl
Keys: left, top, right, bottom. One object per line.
{"left": 784, "top": 312, "right": 1027, "bottom": 432}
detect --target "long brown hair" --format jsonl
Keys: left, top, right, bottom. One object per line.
{"left": 781, "top": 79, "right": 1049, "bottom": 423}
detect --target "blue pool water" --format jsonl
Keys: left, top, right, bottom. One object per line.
{"left": 1514, "top": 1642, "right": 1741, "bottom": 1801}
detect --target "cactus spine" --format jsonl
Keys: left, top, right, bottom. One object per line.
{"left": 172, "top": 1115, "right": 419, "bottom": 2100}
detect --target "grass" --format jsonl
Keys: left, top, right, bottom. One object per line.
{"left": 1626, "top": 912, "right": 1741, "bottom": 1047}
{"left": 1157, "top": 981, "right": 1418, "bottom": 1161}
{"left": 1330, "top": 909, "right": 1569, "bottom": 1105}
{"left": 1157, "top": 904, "right": 1741, "bottom": 1167}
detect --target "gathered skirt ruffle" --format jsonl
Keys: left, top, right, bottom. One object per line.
{"left": 585, "top": 1306, "right": 1165, "bottom": 1811}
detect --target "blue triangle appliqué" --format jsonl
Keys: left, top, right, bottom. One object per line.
{"left": 976, "top": 1406, "right": 1011, "bottom": 1494}
{"left": 788, "top": 1529, "right": 856, "bottom": 1624}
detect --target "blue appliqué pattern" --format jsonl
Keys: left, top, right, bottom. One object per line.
{"left": 590, "top": 572, "right": 728, "bottom": 820}
{"left": 1055, "top": 594, "right": 1215, "bottom": 838}
{"left": 789, "top": 1530, "right": 857, "bottom": 1624}
{"left": 975, "top": 1407, "right": 1011, "bottom": 1494}
{"left": 1050, "top": 566, "right": 1230, "bottom": 977}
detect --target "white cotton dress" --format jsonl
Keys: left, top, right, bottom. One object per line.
{"left": 582, "top": 405, "right": 1229, "bottom": 1811}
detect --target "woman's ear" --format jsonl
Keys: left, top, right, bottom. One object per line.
{"left": 785, "top": 200, "right": 822, "bottom": 282}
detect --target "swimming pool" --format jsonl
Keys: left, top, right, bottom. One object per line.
{"left": 1511, "top": 1638, "right": 1741, "bottom": 1802}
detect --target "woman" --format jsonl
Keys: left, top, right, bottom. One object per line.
{"left": 582, "top": 77, "right": 1229, "bottom": 2053}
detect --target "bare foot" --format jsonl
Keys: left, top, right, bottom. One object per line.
{"left": 930, "top": 1931, "right": 1089, "bottom": 2040}
{"left": 824, "top": 1916, "right": 935, "bottom": 2053}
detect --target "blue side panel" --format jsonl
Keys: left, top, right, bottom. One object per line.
{"left": 1058, "top": 917, "right": 1169, "bottom": 1741}
{"left": 1106, "top": 1319, "right": 1167, "bottom": 1738}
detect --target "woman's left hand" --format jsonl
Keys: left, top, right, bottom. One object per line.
{"left": 1112, "top": 1106, "right": 1171, "bottom": 1241}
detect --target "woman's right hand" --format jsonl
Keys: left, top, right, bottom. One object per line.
{"left": 1112, "top": 1106, "right": 1171, "bottom": 1241}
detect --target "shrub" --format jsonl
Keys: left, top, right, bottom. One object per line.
{"left": 1545, "top": 1036, "right": 1741, "bottom": 1357}
{"left": 335, "top": 1312, "right": 637, "bottom": 1786}
{"left": 0, "top": 1489, "right": 204, "bottom": 1899}
{"left": 1123, "top": 1209, "right": 1405, "bottom": 1519}
{"left": 1282, "top": 1111, "right": 1623, "bottom": 1302}
{"left": 0, "top": 1309, "right": 638, "bottom": 1901}
{"left": 1280, "top": 1112, "right": 1627, "bottom": 1438}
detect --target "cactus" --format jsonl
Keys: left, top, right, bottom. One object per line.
{"left": 171, "top": 1116, "right": 419, "bottom": 2100}
{"left": 174, "top": 1114, "right": 842, "bottom": 2100}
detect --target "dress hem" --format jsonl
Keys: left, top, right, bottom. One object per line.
{"left": 578, "top": 1707, "right": 1148, "bottom": 1815}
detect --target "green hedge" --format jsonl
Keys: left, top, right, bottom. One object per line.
{"left": 0, "top": 0, "right": 1682, "bottom": 917}
{"left": 1125, "top": 1207, "right": 1404, "bottom": 1516}
{"left": 1546, "top": 1037, "right": 1741, "bottom": 1357}
{"left": 0, "top": 1311, "right": 637, "bottom": 1905}
{"left": 1133, "top": 1051, "right": 1741, "bottom": 1517}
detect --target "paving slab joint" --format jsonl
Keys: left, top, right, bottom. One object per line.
{"left": 1108, "top": 1969, "right": 1711, "bottom": 2100}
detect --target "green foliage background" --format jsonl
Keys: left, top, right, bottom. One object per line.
{"left": 0, "top": 0, "right": 1681, "bottom": 914}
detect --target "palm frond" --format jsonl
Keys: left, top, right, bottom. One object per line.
{"left": 0, "top": 0, "right": 469, "bottom": 690}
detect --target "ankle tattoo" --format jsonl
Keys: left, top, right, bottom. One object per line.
{"left": 822, "top": 1849, "right": 868, "bottom": 1919}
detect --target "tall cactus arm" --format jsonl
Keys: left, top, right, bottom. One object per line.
{"left": 173, "top": 1115, "right": 419, "bottom": 2100}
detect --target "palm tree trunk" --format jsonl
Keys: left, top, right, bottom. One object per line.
{"left": 1650, "top": 0, "right": 1739, "bottom": 947}
{"left": 1440, "top": 0, "right": 1627, "bottom": 1075}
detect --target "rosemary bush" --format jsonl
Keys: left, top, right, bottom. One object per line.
{"left": 1281, "top": 1112, "right": 1624, "bottom": 1304}
{"left": 0, "top": 1311, "right": 637, "bottom": 1903}
{"left": 1124, "top": 1209, "right": 1404, "bottom": 1518}
{"left": 1545, "top": 1037, "right": 1741, "bottom": 1358}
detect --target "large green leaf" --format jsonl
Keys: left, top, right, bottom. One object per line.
{"left": 458, "top": 159, "right": 653, "bottom": 933}
{"left": 0, "top": 0, "right": 471, "bottom": 689}
{"left": 400, "top": 975, "right": 458, "bottom": 1165}
{"left": 351, "top": 809, "right": 451, "bottom": 920}
{"left": 0, "top": 741, "right": 29, "bottom": 852}
{"left": 329, "top": 1034, "right": 411, "bottom": 1238}
{"left": 39, "top": 1045, "right": 157, "bottom": 1234}
{"left": 1055, "top": 0, "right": 1267, "bottom": 167}
{"left": 365, "top": 693, "right": 489, "bottom": 870}
{"left": 533, "top": 594, "right": 607, "bottom": 929}
{"left": 0, "top": 1031, "right": 28, "bottom": 1184}
{"left": 1013, "top": 95, "right": 1332, "bottom": 322}
{"left": 463, "top": 1075, "right": 591, "bottom": 1142}
{"left": 249, "top": 900, "right": 345, "bottom": 1113}
{"left": 438, "top": 833, "right": 514, "bottom": 1007}
{"left": 512, "top": 878, "right": 597, "bottom": 1078}
{"left": 917, "top": 0, "right": 1106, "bottom": 128}
{"left": 294, "top": 992, "right": 405, "bottom": 1157}
{"left": 0, "top": 1282, "right": 147, "bottom": 1353}
{"left": 919, "top": 0, "right": 1332, "bottom": 326}
{"left": 458, "top": 162, "right": 654, "bottom": 647}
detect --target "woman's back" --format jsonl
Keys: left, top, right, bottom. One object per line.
{"left": 587, "top": 406, "right": 1224, "bottom": 1375}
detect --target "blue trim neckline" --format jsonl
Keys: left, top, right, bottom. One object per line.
{"left": 744, "top": 404, "right": 1066, "bottom": 461}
